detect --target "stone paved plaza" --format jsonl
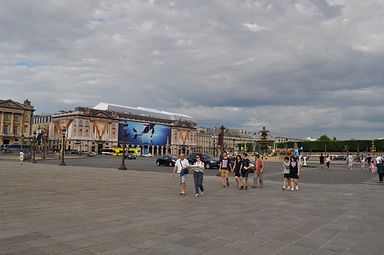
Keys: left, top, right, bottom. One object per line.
{"left": 1, "top": 160, "right": 384, "bottom": 255}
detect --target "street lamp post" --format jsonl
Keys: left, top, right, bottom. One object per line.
{"left": 21, "top": 134, "right": 24, "bottom": 152}
{"left": 59, "top": 128, "right": 66, "bottom": 166}
{"left": 119, "top": 123, "right": 128, "bottom": 170}
{"left": 31, "top": 131, "right": 37, "bottom": 163}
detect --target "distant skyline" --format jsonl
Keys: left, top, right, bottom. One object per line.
{"left": 1, "top": 0, "right": 383, "bottom": 139}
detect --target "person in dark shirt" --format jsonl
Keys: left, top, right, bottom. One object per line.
{"left": 319, "top": 153, "right": 325, "bottom": 169}
{"left": 241, "top": 153, "right": 251, "bottom": 190}
{"left": 232, "top": 155, "right": 243, "bottom": 189}
{"left": 219, "top": 151, "right": 231, "bottom": 188}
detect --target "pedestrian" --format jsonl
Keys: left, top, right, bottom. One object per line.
{"left": 319, "top": 153, "right": 325, "bottom": 169}
{"left": 252, "top": 154, "right": 264, "bottom": 188}
{"left": 241, "top": 153, "right": 250, "bottom": 190}
{"left": 19, "top": 151, "right": 24, "bottom": 165}
{"left": 360, "top": 155, "right": 366, "bottom": 170}
{"left": 232, "top": 155, "right": 243, "bottom": 189}
{"left": 192, "top": 154, "right": 205, "bottom": 197}
{"left": 289, "top": 156, "right": 300, "bottom": 191}
{"left": 370, "top": 155, "right": 377, "bottom": 174}
{"left": 282, "top": 156, "right": 290, "bottom": 190}
{"left": 172, "top": 153, "right": 190, "bottom": 196}
{"left": 325, "top": 154, "right": 331, "bottom": 169}
{"left": 219, "top": 151, "right": 231, "bottom": 188}
{"left": 346, "top": 153, "right": 353, "bottom": 170}
{"left": 375, "top": 154, "right": 384, "bottom": 184}
{"left": 366, "top": 154, "right": 372, "bottom": 165}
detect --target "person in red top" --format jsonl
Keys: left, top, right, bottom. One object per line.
{"left": 252, "top": 154, "right": 264, "bottom": 188}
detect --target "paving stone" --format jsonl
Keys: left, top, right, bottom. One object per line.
{"left": 1, "top": 160, "right": 384, "bottom": 255}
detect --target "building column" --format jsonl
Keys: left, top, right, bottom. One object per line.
{"left": 0, "top": 112, "right": 4, "bottom": 134}
{"left": 10, "top": 113, "right": 14, "bottom": 135}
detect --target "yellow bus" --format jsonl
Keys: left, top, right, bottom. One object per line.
{"left": 112, "top": 147, "right": 139, "bottom": 156}
{"left": 112, "top": 147, "right": 124, "bottom": 156}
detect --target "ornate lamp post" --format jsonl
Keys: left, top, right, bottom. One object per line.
{"left": 31, "top": 131, "right": 37, "bottom": 163}
{"left": 21, "top": 134, "right": 24, "bottom": 152}
{"left": 119, "top": 123, "right": 128, "bottom": 170}
{"left": 59, "top": 128, "right": 66, "bottom": 166}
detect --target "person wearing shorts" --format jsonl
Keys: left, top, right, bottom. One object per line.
{"left": 232, "top": 155, "right": 243, "bottom": 189}
{"left": 172, "top": 153, "right": 190, "bottom": 196}
{"left": 219, "top": 151, "right": 231, "bottom": 188}
{"left": 282, "top": 156, "right": 290, "bottom": 190}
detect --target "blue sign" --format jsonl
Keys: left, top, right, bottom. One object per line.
{"left": 118, "top": 121, "right": 171, "bottom": 146}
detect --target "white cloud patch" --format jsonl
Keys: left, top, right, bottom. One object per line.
{"left": 0, "top": 0, "right": 383, "bottom": 139}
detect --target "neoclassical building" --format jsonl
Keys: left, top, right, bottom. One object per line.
{"left": 48, "top": 103, "right": 197, "bottom": 155}
{"left": 49, "top": 107, "right": 119, "bottom": 153}
{"left": 0, "top": 99, "right": 34, "bottom": 147}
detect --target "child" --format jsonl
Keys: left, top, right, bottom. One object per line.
{"left": 19, "top": 151, "right": 24, "bottom": 165}
{"left": 282, "top": 156, "right": 290, "bottom": 190}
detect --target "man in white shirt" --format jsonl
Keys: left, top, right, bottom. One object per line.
{"left": 346, "top": 153, "right": 353, "bottom": 170}
{"left": 172, "top": 153, "right": 190, "bottom": 196}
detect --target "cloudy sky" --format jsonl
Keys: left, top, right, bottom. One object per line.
{"left": 1, "top": 0, "right": 383, "bottom": 139}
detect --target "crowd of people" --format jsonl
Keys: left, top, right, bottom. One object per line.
{"left": 172, "top": 150, "right": 384, "bottom": 197}
{"left": 172, "top": 151, "right": 303, "bottom": 197}
{"left": 319, "top": 152, "right": 384, "bottom": 183}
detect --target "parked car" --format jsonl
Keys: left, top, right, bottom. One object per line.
{"left": 3, "top": 144, "right": 30, "bottom": 153}
{"left": 101, "top": 149, "right": 114, "bottom": 155}
{"left": 332, "top": 155, "right": 346, "bottom": 161}
{"left": 156, "top": 155, "right": 178, "bottom": 167}
{"left": 187, "top": 153, "right": 220, "bottom": 169}
{"left": 125, "top": 153, "right": 136, "bottom": 160}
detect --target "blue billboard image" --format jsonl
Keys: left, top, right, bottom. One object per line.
{"left": 118, "top": 121, "right": 171, "bottom": 146}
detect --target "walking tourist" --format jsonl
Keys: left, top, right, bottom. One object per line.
{"left": 375, "top": 154, "right": 384, "bottom": 184}
{"left": 289, "top": 156, "right": 300, "bottom": 191}
{"left": 241, "top": 153, "right": 250, "bottom": 190}
{"left": 325, "top": 154, "right": 331, "bottom": 169}
{"left": 232, "top": 155, "right": 243, "bottom": 189}
{"left": 192, "top": 155, "right": 205, "bottom": 197}
{"left": 252, "top": 154, "right": 264, "bottom": 188}
{"left": 360, "top": 155, "right": 366, "bottom": 170}
{"left": 346, "top": 153, "right": 353, "bottom": 170}
{"left": 282, "top": 156, "right": 290, "bottom": 190}
{"left": 370, "top": 155, "right": 377, "bottom": 174}
{"left": 172, "top": 153, "right": 190, "bottom": 196}
{"left": 319, "top": 153, "right": 325, "bottom": 169}
{"left": 219, "top": 151, "right": 231, "bottom": 188}
{"left": 366, "top": 154, "right": 372, "bottom": 165}
{"left": 19, "top": 151, "right": 24, "bottom": 165}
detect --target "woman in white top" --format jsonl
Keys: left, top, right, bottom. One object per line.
{"left": 193, "top": 155, "right": 205, "bottom": 197}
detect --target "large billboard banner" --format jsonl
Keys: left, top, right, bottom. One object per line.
{"left": 118, "top": 121, "right": 171, "bottom": 146}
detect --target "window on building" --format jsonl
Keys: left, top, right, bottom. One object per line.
{"left": 3, "top": 125, "right": 8, "bottom": 134}
{"left": 13, "top": 126, "right": 18, "bottom": 134}
{"left": 4, "top": 113, "right": 11, "bottom": 120}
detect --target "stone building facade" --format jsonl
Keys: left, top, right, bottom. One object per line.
{"left": 48, "top": 103, "right": 197, "bottom": 155}
{"left": 0, "top": 99, "right": 34, "bottom": 147}
{"left": 49, "top": 108, "right": 119, "bottom": 153}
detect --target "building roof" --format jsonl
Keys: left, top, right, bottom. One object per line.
{"left": 93, "top": 102, "right": 193, "bottom": 121}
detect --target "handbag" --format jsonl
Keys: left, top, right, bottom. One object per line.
{"left": 179, "top": 160, "right": 189, "bottom": 175}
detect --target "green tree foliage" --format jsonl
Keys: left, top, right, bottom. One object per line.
{"left": 318, "top": 135, "right": 331, "bottom": 141}
{"left": 276, "top": 140, "right": 384, "bottom": 152}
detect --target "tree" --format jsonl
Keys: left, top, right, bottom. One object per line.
{"left": 333, "top": 137, "right": 337, "bottom": 141}
{"left": 318, "top": 135, "right": 331, "bottom": 141}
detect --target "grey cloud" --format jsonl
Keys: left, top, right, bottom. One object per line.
{"left": 0, "top": 0, "right": 383, "bottom": 139}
